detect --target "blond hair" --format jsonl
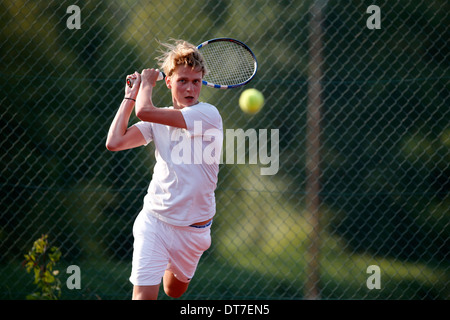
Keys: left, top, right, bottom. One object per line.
{"left": 157, "top": 40, "right": 207, "bottom": 77}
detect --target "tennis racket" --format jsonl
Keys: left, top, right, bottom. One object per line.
{"left": 127, "top": 38, "right": 257, "bottom": 89}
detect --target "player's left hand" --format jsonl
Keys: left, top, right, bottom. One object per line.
{"left": 125, "top": 71, "right": 141, "bottom": 98}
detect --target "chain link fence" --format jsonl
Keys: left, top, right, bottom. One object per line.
{"left": 1, "top": 0, "right": 448, "bottom": 300}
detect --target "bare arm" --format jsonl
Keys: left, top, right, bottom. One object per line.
{"left": 135, "top": 68, "right": 187, "bottom": 129}
{"left": 105, "top": 72, "right": 147, "bottom": 151}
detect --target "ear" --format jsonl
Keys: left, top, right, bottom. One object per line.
{"left": 165, "top": 76, "right": 172, "bottom": 89}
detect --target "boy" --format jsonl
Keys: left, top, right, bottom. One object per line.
{"left": 106, "top": 40, "right": 223, "bottom": 300}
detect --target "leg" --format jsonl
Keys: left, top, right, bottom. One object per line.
{"left": 163, "top": 270, "right": 189, "bottom": 298}
{"left": 132, "top": 284, "right": 160, "bottom": 300}
{"left": 130, "top": 214, "right": 168, "bottom": 300}
{"left": 162, "top": 225, "right": 211, "bottom": 298}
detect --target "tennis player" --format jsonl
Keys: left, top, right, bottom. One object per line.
{"left": 106, "top": 40, "right": 223, "bottom": 300}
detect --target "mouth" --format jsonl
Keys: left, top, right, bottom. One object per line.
{"left": 185, "top": 96, "right": 196, "bottom": 104}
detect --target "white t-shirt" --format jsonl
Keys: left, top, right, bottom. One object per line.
{"left": 133, "top": 102, "right": 223, "bottom": 226}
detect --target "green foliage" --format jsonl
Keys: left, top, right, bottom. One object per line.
{"left": 23, "top": 235, "right": 62, "bottom": 300}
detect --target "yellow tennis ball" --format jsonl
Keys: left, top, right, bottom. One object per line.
{"left": 239, "top": 88, "right": 264, "bottom": 114}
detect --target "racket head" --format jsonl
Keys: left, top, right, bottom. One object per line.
{"left": 197, "top": 38, "right": 258, "bottom": 89}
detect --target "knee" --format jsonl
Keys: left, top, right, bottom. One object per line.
{"left": 164, "top": 289, "right": 183, "bottom": 299}
{"left": 132, "top": 285, "right": 159, "bottom": 300}
{"left": 164, "top": 282, "right": 188, "bottom": 299}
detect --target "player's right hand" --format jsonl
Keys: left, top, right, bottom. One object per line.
{"left": 140, "top": 68, "right": 160, "bottom": 87}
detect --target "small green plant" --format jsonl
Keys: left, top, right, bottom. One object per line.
{"left": 23, "top": 234, "right": 62, "bottom": 300}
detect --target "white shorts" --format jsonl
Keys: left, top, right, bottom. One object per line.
{"left": 129, "top": 211, "right": 212, "bottom": 286}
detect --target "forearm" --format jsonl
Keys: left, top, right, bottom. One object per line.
{"left": 105, "top": 99, "right": 135, "bottom": 151}
{"left": 135, "top": 82, "right": 187, "bottom": 128}
{"left": 135, "top": 83, "right": 156, "bottom": 120}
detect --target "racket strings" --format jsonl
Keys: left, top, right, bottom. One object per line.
{"left": 200, "top": 41, "right": 256, "bottom": 86}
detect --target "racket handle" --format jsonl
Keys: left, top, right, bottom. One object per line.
{"left": 127, "top": 71, "right": 165, "bottom": 88}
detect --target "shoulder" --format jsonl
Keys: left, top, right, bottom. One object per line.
{"left": 182, "top": 102, "right": 221, "bottom": 119}
{"left": 181, "top": 102, "right": 222, "bottom": 132}
{"left": 182, "top": 102, "right": 217, "bottom": 111}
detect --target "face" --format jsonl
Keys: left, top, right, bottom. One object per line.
{"left": 166, "top": 65, "right": 203, "bottom": 109}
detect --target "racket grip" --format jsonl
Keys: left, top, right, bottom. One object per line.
{"left": 127, "top": 71, "right": 165, "bottom": 88}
